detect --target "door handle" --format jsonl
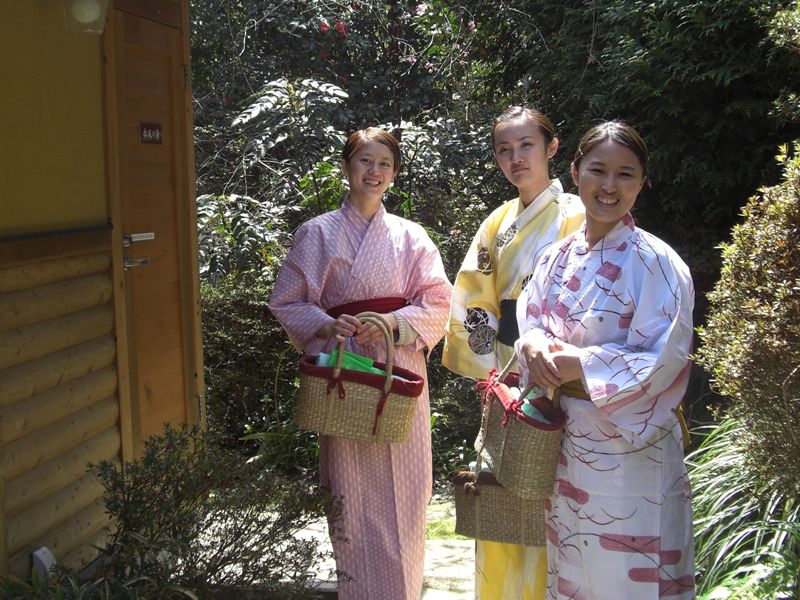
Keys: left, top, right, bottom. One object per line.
{"left": 124, "top": 257, "right": 152, "bottom": 270}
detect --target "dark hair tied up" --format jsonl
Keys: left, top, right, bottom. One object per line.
{"left": 342, "top": 127, "right": 401, "bottom": 172}
{"left": 491, "top": 106, "right": 556, "bottom": 149}
{"left": 573, "top": 120, "right": 649, "bottom": 185}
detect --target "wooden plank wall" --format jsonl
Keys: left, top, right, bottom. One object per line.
{"left": 0, "top": 237, "right": 121, "bottom": 577}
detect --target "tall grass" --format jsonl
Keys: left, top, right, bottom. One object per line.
{"left": 688, "top": 418, "right": 799, "bottom": 599}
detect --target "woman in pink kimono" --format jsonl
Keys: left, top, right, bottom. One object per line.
{"left": 269, "top": 127, "right": 453, "bottom": 600}
{"left": 516, "top": 121, "right": 695, "bottom": 599}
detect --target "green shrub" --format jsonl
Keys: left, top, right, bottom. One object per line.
{"left": 0, "top": 570, "right": 197, "bottom": 599}
{"left": 197, "top": 193, "right": 295, "bottom": 282}
{"left": 92, "top": 425, "right": 332, "bottom": 599}
{"left": 696, "top": 143, "right": 800, "bottom": 494}
{"left": 0, "top": 426, "right": 332, "bottom": 599}
{"left": 201, "top": 272, "right": 320, "bottom": 474}
{"left": 201, "top": 272, "right": 279, "bottom": 439}
{"left": 427, "top": 347, "right": 481, "bottom": 482}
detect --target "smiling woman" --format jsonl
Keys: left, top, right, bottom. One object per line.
{"left": 339, "top": 128, "right": 400, "bottom": 220}
{"left": 570, "top": 122, "right": 648, "bottom": 247}
{"left": 516, "top": 121, "right": 696, "bottom": 599}
{"left": 268, "top": 127, "right": 453, "bottom": 599}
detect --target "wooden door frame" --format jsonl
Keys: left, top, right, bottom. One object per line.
{"left": 102, "top": 0, "right": 204, "bottom": 460}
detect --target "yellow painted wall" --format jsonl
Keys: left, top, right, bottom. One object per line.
{"left": 0, "top": 2, "right": 107, "bottom": 237}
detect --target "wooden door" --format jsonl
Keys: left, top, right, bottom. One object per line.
{"left": 106, "top": 0, "right": 202, "bottom": 457}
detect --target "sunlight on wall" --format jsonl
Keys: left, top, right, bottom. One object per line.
{"left": 0, "top": 2, "right": 107, "bottom": 236}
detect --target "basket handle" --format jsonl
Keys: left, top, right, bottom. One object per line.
{"left": 471, "top": 355, "right": 515, "bottom": 493}
{"left": 333, "top": 311, "right": 394, "bottom": 394}
{"left": 497, "top": 355, "right": 517, "bottom": 382}
{"left": 501, "top": 353, "right": 562, "bottom": 410}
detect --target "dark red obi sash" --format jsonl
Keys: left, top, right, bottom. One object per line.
{"left": 327, "top": 296, "right": 409, "bottom": 318}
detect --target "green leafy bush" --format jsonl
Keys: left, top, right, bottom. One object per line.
{"left": 92, "top": 425, "right": 332, "bottom": 599}
{"left": 201, "top": 273, "right": 320, "bottom": 474}
{"left": 197, "top": 193, "right": 295, "bottom": 281}
{"left": 0, "top": 570, "right": 197, "bottom": 599}
{"left": 696, "top": 143, "right": 800, "bottom": 494}
{"left": 0, "top": 426, "right": 333, "bottom": 599}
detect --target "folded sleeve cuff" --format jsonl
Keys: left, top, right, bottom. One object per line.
{"left": 393, "top": 312, "right": 418, "bottom": 346}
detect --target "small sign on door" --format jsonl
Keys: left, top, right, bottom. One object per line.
{"left": 140, "top": 122, "right": 163, "bottom": 144}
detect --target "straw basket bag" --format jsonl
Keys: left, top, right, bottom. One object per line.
{"left": 474, "top": 358, "right": 566, "bottom": 500}
{"left": 451, "top": 363, "right": 562, "bottom": 546}
{"left": 451, "top": 454, "right": 547, "bottom": 546}
{"left": 294, "top": 311, "right": 424, "bottom": 443}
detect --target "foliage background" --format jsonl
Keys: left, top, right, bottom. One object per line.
{"left": 193, "top": 0, "right": 800, "bottom": 472}
{"left": 191, "top": 0, "right": 800, "bottom": 595}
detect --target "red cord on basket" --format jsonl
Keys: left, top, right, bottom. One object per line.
{"left": 372, "top": 390, "right": 390, "bottom": 435}
{"left": 475, "top": 368, "right": 499, "bottom": 405}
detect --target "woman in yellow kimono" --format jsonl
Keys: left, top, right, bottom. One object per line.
{"left": 442, "top": 107, "right": 584, "bottom": 599}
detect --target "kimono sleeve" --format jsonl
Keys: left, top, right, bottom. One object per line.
{"left": 578, "top": 246, "right": 695, "bottom": 447}
{"left": 394, "top": 227, "right": 453, "bottom": 354}
{"left": 441, "top": 204, "right": 507, "bottom": 379}
{"left": 514, "top": 245, "right": 563, "bottom": 387}
{"left": 267, "top": 221, "right": 334, "bottom": 354}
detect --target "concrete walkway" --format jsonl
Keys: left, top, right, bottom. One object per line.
{"left": 302, "top": 493, "right": 475, "bottom": 599}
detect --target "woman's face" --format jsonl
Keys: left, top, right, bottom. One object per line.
{"left": 493, "top": 117, "right": 557, "bottom": 197}
{"left": 571, "top": 139, "right": 644, "bottom": 241}
{"left": 341, "top": 140, "right": 397, "bottom": 204}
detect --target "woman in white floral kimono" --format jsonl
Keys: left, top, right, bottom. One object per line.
{"left": 269, "top": 127, "right": 452, "bottom": 600}
{"left": 516, "top": 121, "right": 695, "bottom": 599}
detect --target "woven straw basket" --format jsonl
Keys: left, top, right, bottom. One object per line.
{"left": 294, "top": 311, "right": 424, "bottom": 443}
{"left": 474, "top": 359, "right": 566, "bottom": 500}
{"left": 451, "top": 466, "right": 547, "bottom": 546}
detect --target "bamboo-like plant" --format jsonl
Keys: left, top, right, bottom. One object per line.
{"left": 688, "top": 419, "right": 799, "bottom": 599}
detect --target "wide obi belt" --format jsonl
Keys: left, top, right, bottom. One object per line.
{"left": 559, "top": 379, "right": 590, "bottom": 401}
{"left": 327, "top": 296, "right": 409, "bottom": 318}
{"left": 497, "top": 298, "right": 519, "bottom": 346}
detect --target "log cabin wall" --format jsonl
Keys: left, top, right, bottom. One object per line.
{"left": 0, "top": 229, "right": 121, "bottom": 577}
{"left": 0, "top": 0, "right": 200, "bottom": 578}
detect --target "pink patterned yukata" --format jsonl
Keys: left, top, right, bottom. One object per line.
{"left": 515, "top": 214, "right": 695, "bottom": 599}
{"left": 269, "top": 198, "right": 452, "bottom": 600}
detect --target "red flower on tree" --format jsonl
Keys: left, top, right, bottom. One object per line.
{"left": 335, "top": 21, "right": 347, "bottom": 37}
{"left": 320, "top": 20, "right": 329, "bottom": 32}
{"left": 319, "top": 50, "right": 329, "bottom": 59}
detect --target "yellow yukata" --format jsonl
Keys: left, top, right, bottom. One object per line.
{"left": 442, "top": 180, "right": 583, "bottom": 599}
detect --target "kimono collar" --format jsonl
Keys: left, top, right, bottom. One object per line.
{"left": 575, "top": 213, "right": 636, "bottom": 254}
{"left": 341, "top": 195, "right": 386, "bottom": 229}
{"left": 515, "top": 179, "right": 563, "bottom": 221}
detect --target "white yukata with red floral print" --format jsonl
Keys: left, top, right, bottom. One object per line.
{"left": 515, "top": 214, "right": 695, "bottom": 600}
{"left": 269, "top": 198, "right": 452, "bottom": 600}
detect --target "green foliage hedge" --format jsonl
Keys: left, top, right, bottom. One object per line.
{"left": 0, "top": 426, "right": 332, "bottom": 599}
{"left": 696, "top": 144, "right": 800, "bottom": 494}
{"left": 201, "top": 273, "right": 324, "bottom": 474}
{"left": 92, "top": 425, "right": 331, "bottom": 597}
